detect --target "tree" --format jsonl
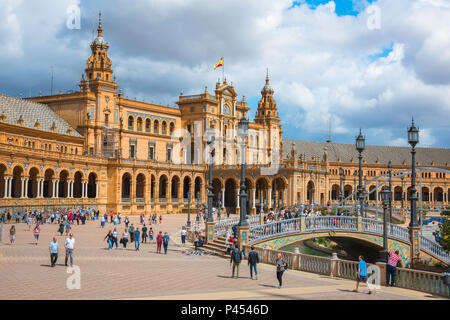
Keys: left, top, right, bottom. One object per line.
{"left": 438, "top": 210, "right": 450, "bottom": 253}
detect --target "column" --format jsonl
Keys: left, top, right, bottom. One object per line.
{"left": 83, "top": 181, "right": 88, "bottom": 198}
{"left": 24, "top": 178, "right": 29, "bottom": 198}
{"left": 70, "top": 181, "right": 74, "bottom": 198}
{"left": 20, "top": 178, "right": 25, "bottom": 198}
{"left": 55, "top": 180, "right": 60, "bottom": 198}
{"left": 252, "top": 189, "right": 256, "bottom": 209}
{"left": 8, "top": 178, "right": 12, "bottom": 198}
{"left": 52, "top": 180, "right": 56, "bottom": 198}
{"left": 268, "top": 188, "right": 272, "bottom": 208}
{"left": 95, "top": 182, "right": 98, "bottom": 198}
{"left": 36, "top": 179, "right": 40, "bottom": 198}
{"left": 221, "top": 189, "right": 225, "bottom": 208}
{"left": 4, "top": 177, "right": 8, "bottom": 198}
{"left": 236, "top": 189, "right": 240, "bottom": 209}
{"left": 37, "top": 179, "right": 40, "bottom": 198}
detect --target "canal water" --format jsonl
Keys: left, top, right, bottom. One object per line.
{"left": 279, "top": 240, "right": 330, "bottom": 257}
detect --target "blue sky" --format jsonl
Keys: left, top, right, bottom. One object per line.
{"left": 0, "top": 0, "right": 449, "bottom": 148}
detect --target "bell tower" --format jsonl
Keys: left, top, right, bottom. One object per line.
{"left": 83, "top": 13, "right": 114, "bottom": 86}
{"left": 254, "top": 70, "right": 280, "bottom": 125}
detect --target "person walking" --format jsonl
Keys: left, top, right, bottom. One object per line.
{"left": 248, "top": 246, "right": 259, "bottom": 280}
{"left": 230, "top": 246, "right": 243, "bottom": 278}
{"left": 104, "top": 230, "right": 114, "bottom": 250}
{"left": 124, "top": 216, "right": 129, "bottom": 228}
{"left": 149, "top": 227, "right": 154, "bottom": 242}
{"left": 33, "top": 223, "right": 41, "bottom": 245}
{"left": 27, "top": 215, "right": 33, "bottom": 231}
{"left": 181, "top": 227, "right": 186, "bottom": 246}
{"left": 275, "top": 254, "right": 287, "bottom": 289}
{"left": 118, "top": 213, "right": 122, "bottom": 224}
{"left": 159, "top": 215, "right": 162, "bottom": 225}
{"left": 58, "top": 222, "right": 65, "bottom": 236}
{"left": 134, "top": 228, "right": 141, "bottom": 251}
{"left": 112, "top": 228, "right": 119, "bottom": 249}
{"left": 142, "top": 224, "right": 148, "bottom": 243}
{"left": 163, "top": 232, "right": 170, "bottom": 254}
{"left": 64, "top": 233, "right": 75, "bottom": 267}
{"left": 49, "top": 237, "right": 59, "bottom": 267}
{"left": 156, "top": 231, "right": 163, "bottom": 254}
{"left": 232, "top": 224, "right": 237, "bottom": 240}
{"left": 129, "top": 223, "right": 135, "bottom": 243}
{"left": 9, "top": 225, "right": 16, "bottom": 244}
{"left": 121, "top": 229, "right": 129, "bottom": 249}
{"left": 353, "top": 255, "right": 372, "bottom": 294}
{"left": 386, "top": 250, "right": 402, "bottom": 287}
{"left": 100, "top": 214, "right": 106, "bottom": 228}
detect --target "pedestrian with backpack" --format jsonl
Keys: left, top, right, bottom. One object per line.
{"left": 230, "top": 246, "right": 243, "bottom": 279}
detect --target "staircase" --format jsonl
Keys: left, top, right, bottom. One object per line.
{"left": 421, "top": 225, "right": 440, "bottom": 244}
{"left": 197, "top": 234, "right": 231, "bottom": 258}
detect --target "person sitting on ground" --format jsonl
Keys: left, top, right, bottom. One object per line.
{"left": 195, "top": 236, "right": 203, "bottom": 250}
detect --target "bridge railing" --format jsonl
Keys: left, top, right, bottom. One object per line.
{"left": 214, "top": 217, "right": 240, "bottom": 237}
{"left": 394, "top": 266, "right": 450, "bottom": 297}
{"left": 246, "top": 216, "right": 447, "bottom": 263}
{"left": 242, "top": 245, "right": 450, "bottom": 298}
{"left": 420, "top": 236, "right": 450, "bottom": 263}
{"left": 213, "top": 214, "right": 264, "bottom": 238}
{"left": 248, "top": 218, "right": 301, "bottom": 244}
{"left": 362, "top": 218, "right": 383, "bottom": 234}
{"left": 389, "top": 224, "right": 410, "bottom": 242}
{"left": 305, "top": 216, "right": 357, "bottom": 231}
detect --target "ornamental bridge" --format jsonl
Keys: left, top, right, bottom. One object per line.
{"left": 208, "top": 215, "right": 449, "bottom": 267}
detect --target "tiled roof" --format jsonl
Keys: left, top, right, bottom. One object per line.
{"left": 282, "top": 139, "right": 450, "bottom": 167}
{"left": 0, "top": 94, "right": 82, "bottom": 138}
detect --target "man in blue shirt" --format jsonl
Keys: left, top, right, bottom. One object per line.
{"left": 49, "top": 237, "right": 59, "bottom": 267}
{"left": 354, "top": 255, "right": 372, "bottom": 294}
{"left": 134, "top": 228, "right": 141, "bottom": 251}
{"left": 163, "top": 232, "right": 170, "bottom": 254}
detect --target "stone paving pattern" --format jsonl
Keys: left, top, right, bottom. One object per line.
{"left": 0, "top": 215, "right": 446, "bottom": 300}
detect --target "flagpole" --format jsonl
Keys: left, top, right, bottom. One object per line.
{"left": 222, "top": 57, "right": 225, "bottom": 83}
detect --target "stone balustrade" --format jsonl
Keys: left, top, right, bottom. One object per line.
{"left": 242, "top": 245, "right": 450, "bottom": 298}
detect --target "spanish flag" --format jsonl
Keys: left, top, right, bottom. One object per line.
{"left": 214, "top": 57, "right": 223, "bottom": 70}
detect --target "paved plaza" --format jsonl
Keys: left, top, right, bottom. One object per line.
{"left": 0, "top": 215, "right": 446, "bottom": 300}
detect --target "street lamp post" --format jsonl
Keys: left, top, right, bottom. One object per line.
{"left": 379, "top": 186, "right": 391, "bottom": 262}
{"left": 408, "top": 118, "right": 420, "bottom": 267}
{"left": 339, "top": 167, "right": 344, "bottom": 206}
{"left": 355, "top": 129, "right": 365, "bottom": 217}
{"left": 207, "top": 133, "right": 215, "bottom": 223}
{"left": 186, "top": 191, "right": 191, "bottom": 228}
{"left": 238, "top": 116, "right": 249, "bottom": 227}
{"left": 195, "top": 191, "right": 200, "bottom": 225}
{"left": 353, "top": 171, "right": 357, "bottom": 213}
{"left": 401, "top": 176, "right": 404, "bottom": 210}
{"left": 408, "top": 119, "right": 419, "bottom": 227}
{"left": 388, "top": 162, "right": 392, "bottom": 224}
{"left": 217, "top": 200, "right": 221, "bottom": 221}
{"left": 273, "top": 177, "right": 277, "bottom": 211}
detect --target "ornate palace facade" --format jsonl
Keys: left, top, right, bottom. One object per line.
{"left": 0, "top": 15, "right": 449, "bottom": 214}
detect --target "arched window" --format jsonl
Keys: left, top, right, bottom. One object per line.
{"left": 145, "top": 119, "right": 151, "bottom": 132}
{"left": 137, "top": 117, "right": 143, "bottom": 131}
{"left": 169, "top": 122, "right": 175, "bottom": 135}
{"left": 128, "top": 116, "right": 134, "bottom": 130}
{"left": 162, "top": 121, "right": 167, "bottom": 135}
{"left": 154, "top": 120, "right": 159, "bottom": 134}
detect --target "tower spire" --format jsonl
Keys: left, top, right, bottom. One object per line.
{"left": 266, "top": 68, "right": 269, "bottom": 84}
{"left": 98, "top": 12, "right": 103, "bottom": 37}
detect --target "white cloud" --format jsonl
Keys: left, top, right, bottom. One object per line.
{"left": 0, "top": 0, "right": 448, "bottom": 147}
